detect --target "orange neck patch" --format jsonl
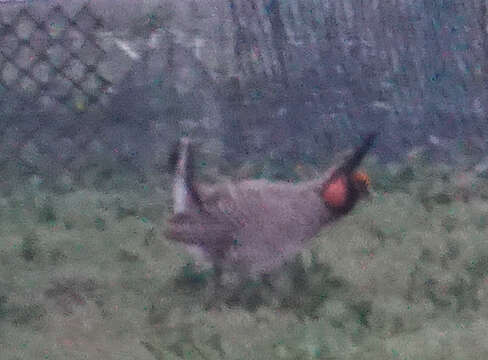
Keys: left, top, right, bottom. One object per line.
{"left": 322, "top": 175, "right": 348, "bottom": 208}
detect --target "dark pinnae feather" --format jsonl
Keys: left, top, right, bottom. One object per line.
{"left": 340, "top": 132, "right": 378, "bottom": 175}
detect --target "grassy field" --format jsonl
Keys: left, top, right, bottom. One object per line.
{"left": 1, "top": 155, "right": 488, "bottom": 359}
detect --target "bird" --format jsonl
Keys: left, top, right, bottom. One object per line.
{"left": 166, "top": 134, "right": 377, "bottom": 277}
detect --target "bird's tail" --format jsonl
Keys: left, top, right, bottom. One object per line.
{"left": 169, "top": 137, "right": 202, "bottom": 214}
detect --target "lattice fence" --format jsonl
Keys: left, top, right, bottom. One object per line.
{"left": 0, "top": 4, "right": 111, "bottom": 113}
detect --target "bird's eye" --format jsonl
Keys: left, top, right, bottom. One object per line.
{"left": 352, "top": 171, "right": 370, "bottom": 189}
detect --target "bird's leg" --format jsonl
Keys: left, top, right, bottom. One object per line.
{"left": 213, "top": 262, "right": 223, "bottom": 288}
{"left": 214, "top": 261, "right": 228, "bottom": 302}
{"left": 201, "top": 261, "right": 225, "bottom": 310}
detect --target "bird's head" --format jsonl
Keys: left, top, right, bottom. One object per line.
{"left": 321, "top": 133, "right": 377, "bottom": 215}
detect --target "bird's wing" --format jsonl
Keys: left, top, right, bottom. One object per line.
{"left": 166, "top": 183, "right": 240, "bottom": 258}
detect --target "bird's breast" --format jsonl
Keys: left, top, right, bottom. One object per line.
{"left": 218, "top": 181, "right": 331, "bottom": 274}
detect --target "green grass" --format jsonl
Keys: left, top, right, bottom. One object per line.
{"left": 1, "top": 158, "right": 488, "bottom": 359}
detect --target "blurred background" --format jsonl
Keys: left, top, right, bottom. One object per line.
{"left": 1, "top": 0, "right": 488, "bottom": 359}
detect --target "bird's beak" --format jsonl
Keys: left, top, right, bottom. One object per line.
{"left": 362, "top": 187, "right": 372, "bottom": 200}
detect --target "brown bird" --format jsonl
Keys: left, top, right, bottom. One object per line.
{"left": 166, "top": 134, "right": 377, "bottom": 277}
